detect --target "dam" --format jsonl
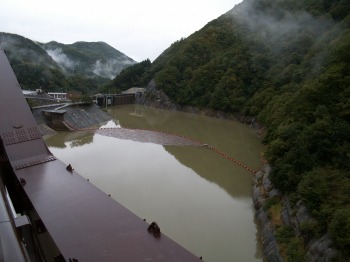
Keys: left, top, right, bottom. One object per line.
{"left": 0, "top": 47, "right": 200, "bottom": 261}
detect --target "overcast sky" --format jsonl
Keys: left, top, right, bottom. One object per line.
{"left": 0, "top": 0, "right": 242, "bottom": 62}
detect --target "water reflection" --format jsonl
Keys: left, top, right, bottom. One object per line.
{"left": 109, "top": 105, "right": 264, "bottom": 171}
{"left": 45, "top": 131, "right": 94, "bottom": 148}
{"left": 164, "top": 145, "right": 253, "bottom": 198}
{"left": 45, "top": 105, "right": 264, "bottom": 262}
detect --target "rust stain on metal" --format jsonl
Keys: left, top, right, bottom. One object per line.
{"left": 0, "top": 47, "right": 200, "bottom": 261}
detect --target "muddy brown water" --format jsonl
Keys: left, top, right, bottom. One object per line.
{"left": 44, "top": 104, "right": 264, "bottom": 262}
{"left": 95, "top": 127, "right": 202, "bottom": 146}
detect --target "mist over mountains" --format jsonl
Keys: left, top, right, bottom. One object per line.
{"left": 41, "top": 41, "right": 135, "bottom": 79}
{"left": 0, "top": 32, "right": 136, "bottom": 92}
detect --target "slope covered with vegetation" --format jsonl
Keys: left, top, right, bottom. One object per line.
{"left": 41, "top": 41, "right": 135, "bottom": 79}
{"left": 100, "top": 59, "right": 151, "bottom": 93}
{"left": 111, "top": 0, "right": 350, "bottom": 259}
{"left": 0, "top": 33, "right": 135, "bottom": 93}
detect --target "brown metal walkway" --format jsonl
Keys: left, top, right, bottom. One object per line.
{"left": 0, "top": 47, "right": 199, "bottom": 261}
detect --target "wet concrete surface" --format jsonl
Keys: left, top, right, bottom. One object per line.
{"left": 32, "top": 103, "right": 112, "bottom": 133}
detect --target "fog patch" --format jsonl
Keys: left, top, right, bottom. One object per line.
{"left": 0, "top": 35, "right": 53, "bottom": 66}
{"left": 93, "top": 59, "right": 135, "bottom": 79}
{"left": 46, "top": 48, "right": 77, "bottom": 73}
{"left": 228, "top": 0, "right": 336, "bottom": 74}
{"left": 230, "top": 1, "right": 334, "bottom": 49}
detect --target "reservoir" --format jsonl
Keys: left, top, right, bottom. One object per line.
{"left": 44, "top": 104, "right": 264, "bottom": 262}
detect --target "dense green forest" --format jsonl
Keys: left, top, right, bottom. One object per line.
{"left": 101, "top": 59, "right": 151, "bottom": 93}
{"left": 111, "top": 0, "right": 350, "bottom": 260}
{"left": 0, "top": 33, "right": 135, "bottom": 93}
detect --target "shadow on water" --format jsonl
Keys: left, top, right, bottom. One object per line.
{"left": 164, "top": 145, "right": 254, "bottom": 199}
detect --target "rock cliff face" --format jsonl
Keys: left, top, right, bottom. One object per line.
{"left": 136, "top": 79, "right": 177, "bottom": 110}
{"left": 253, "top": 165, "right": 284, "bottom": 262}
{"left": 253, "top": 165, "right": 338, "bottom": 262}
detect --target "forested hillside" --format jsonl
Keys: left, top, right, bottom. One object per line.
{"left": 101, "top": 59, "right": 151, "bottom": 93}
{"left": 40, "top": 41, "right": 135, "bottom": 79}
{"left": 0, "top": 33, "right": 135, "bottom": 92}
{"left": 111, "top": 0, "right": 350, "bottom": 260}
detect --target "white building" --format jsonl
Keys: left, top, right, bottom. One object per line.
{"left": 47, "top": 92, "right": 67, "bottom": 100}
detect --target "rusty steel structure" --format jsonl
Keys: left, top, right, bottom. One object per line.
{"left": 0, "top": 47, "right": 199, "bottom": 261}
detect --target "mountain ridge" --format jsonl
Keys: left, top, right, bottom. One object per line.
{"left": 0, "top": 32, "right": 136, "bottom": 92}
{"left": 40, "top": 40, "right": 135, "bottom": 78}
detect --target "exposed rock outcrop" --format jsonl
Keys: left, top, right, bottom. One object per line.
{"left": 253, "top": 165, "right": 338, "bottom": 262}
{"left": 253, "top": 165, "right": 284, "bottom": 262}
{"left": 136, "top": 79, "right": 178, "bottom": 110}
{"left": 307, "top": 234, "right": 337, "bottom": 262}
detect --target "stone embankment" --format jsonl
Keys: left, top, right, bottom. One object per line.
{"left": 32, "top": 103, "right": 111, "bottom": 135}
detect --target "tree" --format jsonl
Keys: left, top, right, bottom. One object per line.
{"left": 329, "top": 208, "right": 350, "bottom": 250}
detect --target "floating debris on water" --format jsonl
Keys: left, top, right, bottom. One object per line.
{"left": 95, "top": 128, "right": 201, "bottom": 146}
